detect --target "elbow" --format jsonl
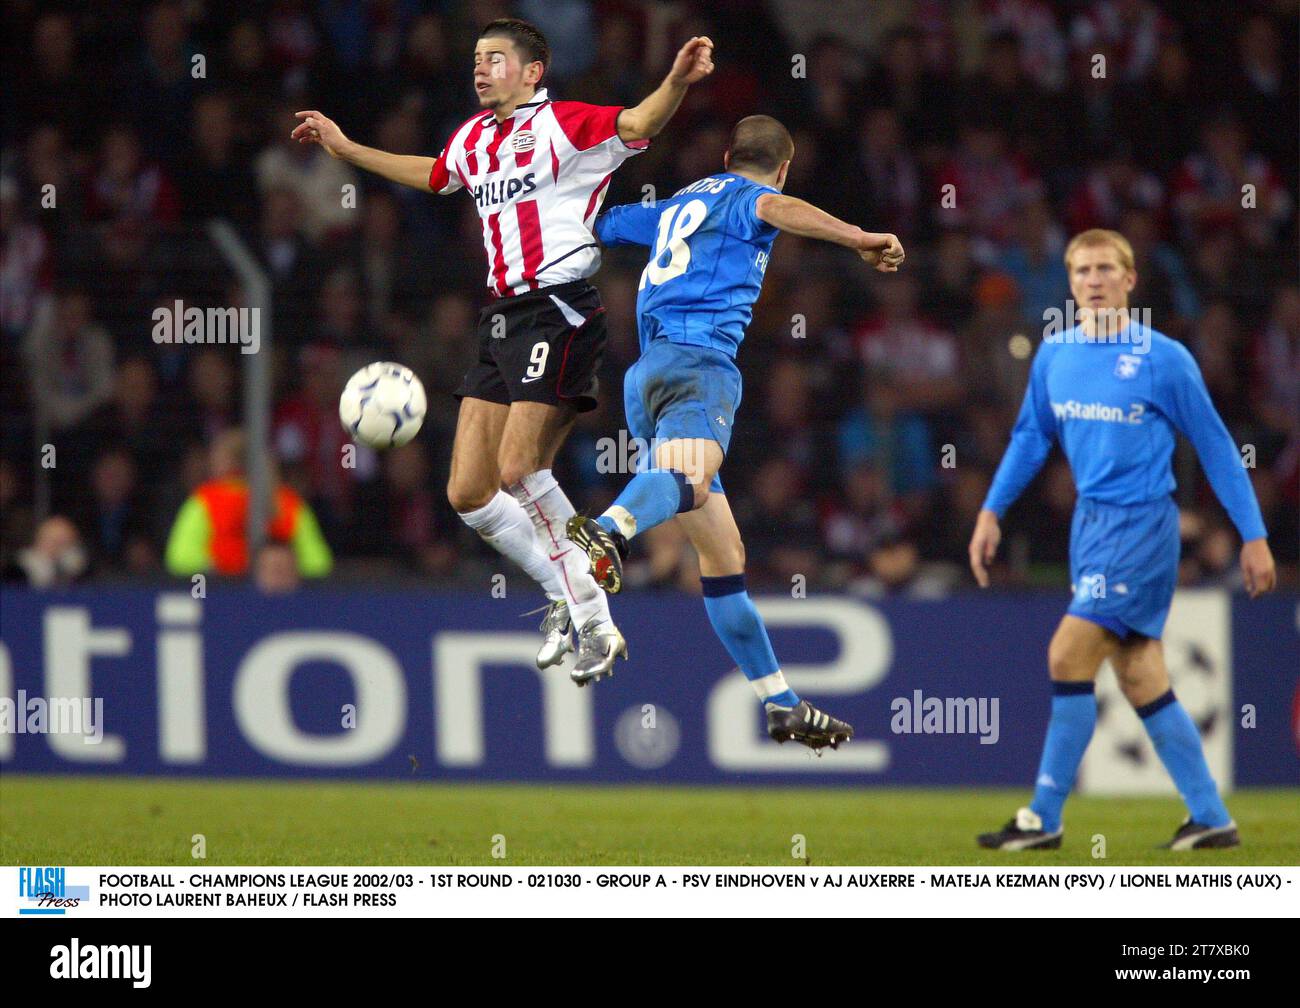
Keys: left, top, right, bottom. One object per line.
{"left": 617, "top": 109, "right": 655, "bottom": 143}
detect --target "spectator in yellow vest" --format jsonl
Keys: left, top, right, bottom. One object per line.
{"left": 165, "top": 429, "right": 331, "bottom": 578}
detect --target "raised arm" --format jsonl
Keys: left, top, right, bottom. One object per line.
{"left": 291, "top": 110, "right": 436, "bottom": 191}
{"left": 755, "top": 194, "right": 904, "bottom": 271}
{"left": 616, "top": 37, "right": 714, "bottom": 143}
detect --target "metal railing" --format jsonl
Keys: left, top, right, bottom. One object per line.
{"left": 206, "top": 220, "right": 272, "bottom": 558}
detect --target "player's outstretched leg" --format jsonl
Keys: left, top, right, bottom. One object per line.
{"left": 499, "top": 403, "right": 626, "bottom": 686}
{"left": 1113, "top": 639, "right": 1239, "bottom": 850}
{"left": 462, "top": 491, "right": 576, "bottom": 667}
{"left": 677, "top": 494, "right": 853, "bottom": 750}
{"left": 449, "top": 398, "right": 575, "bottom": 668}
{"left": 508, "top": 469, "right": 626, "bottom": 684}
{"left": 978, "top": 616, "right": 1110, "bottom": 850}
{"left": 570, "top": 436, "right": 722, "bottom": 594}
{"left": 583, "top": 466, "right": 699, "bottom": 591}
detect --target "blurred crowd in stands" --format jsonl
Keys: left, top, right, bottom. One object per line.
{"left": 1, "top": 0, "right": 1296, "bottom": 596}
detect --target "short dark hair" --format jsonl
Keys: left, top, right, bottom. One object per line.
{"left": 726, "top": 115, "right": 794, "bottom": 174}
{"left": 479, "top": 18, "right": 549, "bottom": 81}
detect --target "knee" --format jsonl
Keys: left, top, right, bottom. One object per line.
{"left": 1116, "top": 661, "right": 1168, "bottom": 708}
{"left": 448, "top": 480, "right": 493, "bottom": 515}
{"left": 1047, "top": 640, "right": 1091, "bottom": 682}
{"left": 688, "top": 479, "right": 711, "bottom": 511}
{"left": 1116, "top": 676, "right": 1145, "bottom": 708}
{"left": 1114, "top": 663, "right": 1143, "bottom": 699}
{"left": 497, "top": 456, "right": 534, "bottom": 491}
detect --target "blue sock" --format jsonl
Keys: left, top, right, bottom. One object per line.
{"left": 1029, "top": 682, "right": 1097, "bottom": 833}
{"left": 1137, "top": 690, "right": 1232, "bottom": 827}
{"left": 596, "top": 469, "right": 692, "bottom": 540}
{"left": 700, "top": 574, "right": 799, "bottom": 708}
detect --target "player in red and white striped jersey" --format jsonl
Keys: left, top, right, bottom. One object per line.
{"left": 426, "top": 87, "right": 647, "bottom": 298}
{"left": 291, "top": 19, "right": 713, "bottom": 683}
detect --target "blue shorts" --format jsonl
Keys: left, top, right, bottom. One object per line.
{"left": 623, "top": 340, "right": 742, "bottom": 494}
{"left": 1067, "top": 495, "right": 1180, "bottom": 640}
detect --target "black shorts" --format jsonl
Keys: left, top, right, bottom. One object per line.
{"left": 455, "top": 279, "right": 608, "bottom": 413}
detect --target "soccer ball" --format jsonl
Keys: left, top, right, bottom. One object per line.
{"left": 338, "top": 362, "right": 427, "bottom": 449}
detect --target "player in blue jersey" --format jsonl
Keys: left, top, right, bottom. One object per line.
{"left": 970, "top": 229, "right": 1276, "bottom": 850}
{"left": 565, "top": 115, "right": 904, "bottom": 750}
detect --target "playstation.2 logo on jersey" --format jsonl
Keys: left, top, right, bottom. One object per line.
{"left": 1114, "top": 353, "right": 1143, "bottom": 380}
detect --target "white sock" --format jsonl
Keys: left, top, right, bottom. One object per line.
{"left": 750, "top": 670, "right": 791, "bottom": 702}
{"left": 509, "top": 469, "right": 612, "bottom": 631}
{"left": 459, "top": 490, "right": 565, "bottom": 601}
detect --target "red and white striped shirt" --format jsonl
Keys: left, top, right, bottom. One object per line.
{"left": 428, "top": 88, "right": 648, "bottom": 298}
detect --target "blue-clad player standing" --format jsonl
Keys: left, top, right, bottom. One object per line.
{"left": 971, "top": 229, "right": 1277, "bottom": 851}
{"left": 564, "top": 115, "right": 904, "bottom": 750}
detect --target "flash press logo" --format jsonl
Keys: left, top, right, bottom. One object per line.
{"left": 18, "top": 867, "right": 87, "bottom": 915}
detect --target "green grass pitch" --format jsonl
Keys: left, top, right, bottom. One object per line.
{"left": 2, "top": 776, "right": 1296, "bottom": 866}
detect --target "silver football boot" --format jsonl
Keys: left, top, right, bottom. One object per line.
{"left": 570, "top": 618, "right": 628, "bottom": 686}
{"left": 535, "top": 599, "right": 574, "bottom": 669}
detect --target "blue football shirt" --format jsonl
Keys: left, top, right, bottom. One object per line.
{"left": 984, "top": 323, "right": 1267, "bottom": 542}
{"left": 595, "top": 172, "right": 779, "bottom": 358}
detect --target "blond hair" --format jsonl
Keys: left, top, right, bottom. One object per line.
{"left": 1064, "top": 229, "right": 1135, "bottom": 272}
